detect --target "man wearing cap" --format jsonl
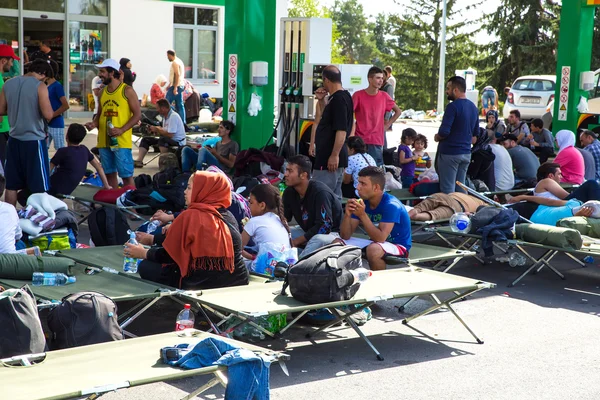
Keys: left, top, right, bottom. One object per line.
{"left": 499, "top": 134, "right": 540, "bottom": 184}
{"left": 0, "top": 58, "right": 54, "bottom": 206}
{"left": 85, "top": 59, "right": 141, "bottom": 189}
{"left": 580, "top": 129, "right": 600, "bottom": 181}
{"left": 0, "top": 44, "right": 18, "bottom": 168}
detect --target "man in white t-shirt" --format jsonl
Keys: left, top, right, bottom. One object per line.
{"left": 135, "top": 98, "right": 186, "bottom": 167}
{"left": 166, "top": 49, "right": 186, "bottom": 123}
{"left": 0, "top": 175, "right": 23, "bottom": 254}
{"left": 490, "top": 138, "right": 515, "bottom": 191}
{"left": 91, "top": 75, "right": 103, "bottom": 119}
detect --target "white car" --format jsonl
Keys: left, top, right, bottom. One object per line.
{"left": 503, "top": 75, "right": 556, "bottom": 120}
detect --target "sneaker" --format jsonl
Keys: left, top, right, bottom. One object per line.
{"left": 346, "top": 305, "right": 372, "bottom": 326}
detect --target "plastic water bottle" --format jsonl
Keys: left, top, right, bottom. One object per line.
{"left": 175, "top": 304, "right": 195, "bottom": 331}
{"left": 509, "top": 252, "right": 527, "bottom": 267}
{"left": 32, "top": 272, "right": 76, "bottom": 286}
{"left": 146, "top": 220, "right": 161, "bottom": 234}
{"left": 350, "top": 267, "right": 372, "bottom": 284}
{"left": 450, "top": 212, "right": 471, "bottom": 233}
{"left": 123, "top": 231, "right": 140, "bottom": 273}
{"left": 584, "top": 256, "right": 595, "bottom": 264}
{"left": 107, "top": 121, "right": 119, "bottom": 151}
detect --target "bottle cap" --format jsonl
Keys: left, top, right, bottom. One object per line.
{"left": 184, "top": 304, "right": 191, "bottom": 309}
{"left": 68, "top": 276, "right": 77, "bottom": 284}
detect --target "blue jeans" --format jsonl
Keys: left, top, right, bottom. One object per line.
{"left": 436, "top": 153, "right": 471, "bottom": 194}
{"left": 366, "top": 144, "right": 384, "bottom": 166}
{"left": 566, "top": 180, "right": 600, "bottom": 203}
{"left": 401, "top": 175, "right": 415, "bottom": 189}
{"left": 166, "top": 85, "right": 186, "bottom": 123}
{"left": 164, "top": 337, "right": 273, "bottom": 400}
{"left": 182, "top": 147, "right": 222, "bottom": 172}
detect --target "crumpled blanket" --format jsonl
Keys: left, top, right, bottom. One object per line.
{"left": 19, "top": 193, "right": 68, "bottom": 236}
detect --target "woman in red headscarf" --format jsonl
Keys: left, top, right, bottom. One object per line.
{"left": 124, "top": 171, "right": 249, "bottom": 289}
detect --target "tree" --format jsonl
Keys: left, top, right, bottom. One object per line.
{"left": 483, "top": 0, "right": 560, "bottom": 91}
{"left": 331, "top": 0, "right": 375, "bottom": 64}
{"left": 287, "top": 0, "right": 346, "bottom": 63}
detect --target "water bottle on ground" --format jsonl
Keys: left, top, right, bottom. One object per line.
{"left": 107, "top": 121, "right": 119, "bottom": 152}
{"left": 350, "top": 267, "right": 372, "bottom": 284}
{"left": 146, "top": 220, "right": 161, "bottom": 234}
{"left": 509, "top": 252, "right": 527, "bottom": 267}
{"left": 175, "top": 304, "right": 195, "bottom": 331}
{"left": 123, "top": 231, "right": 140, "bottom": 273}
{"left": 450, "top": 212, "right": 471, "bottom": 233}
{"left": 32, "top": 272, "right": 76, "bottom": 286}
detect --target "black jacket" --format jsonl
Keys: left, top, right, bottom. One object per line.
{"left": 283, "top": 180, "right": 342, "bottom": 241}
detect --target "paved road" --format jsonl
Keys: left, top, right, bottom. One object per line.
{"left": 60, "top": 119, "right": 600, "bottom": 400}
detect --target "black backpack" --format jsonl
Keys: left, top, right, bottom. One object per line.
{"left": 47, "top": 291, "right": 123, "bottom": 350}
{"left": 88, "top": 207, "right": 130, "bottom": 246}
{"left": 232, "top": 175, "right": 260, "bottom": 198}
{"left": 0, "top": 286, "right": 46, "bottom": 358}
{"left": 281, "top": 244, "right": 363, "bottom": 304}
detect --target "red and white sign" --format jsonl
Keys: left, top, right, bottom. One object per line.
{"left": 558, "top": 66, "right": 571, "bottom": 122}
{"left": 228, "top": 54, "right": 238, "bottom": 124}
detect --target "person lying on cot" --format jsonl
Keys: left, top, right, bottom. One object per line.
{"left": 124, "top": 171, "right": 249, "bottom": 289}
{"left": 408, "top": 192, "right": 487, "bottom": 221}
{"left": 507, "top": 162, "right": 596, "bottom": 226}
{"left": 336, "top": 166, "right": 411, "bottom": 270}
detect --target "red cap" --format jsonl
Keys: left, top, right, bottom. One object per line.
{"left": 184, "top": 304, "right": 191, "bottom": 309}
{"left": 0, "top": 44, "right": 20, "bottom": 61}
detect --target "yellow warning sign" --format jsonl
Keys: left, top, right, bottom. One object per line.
{"left": 560, "top": 104, "right": 567, "bottom": 111}
{"left": 229, "top": 105, "right": 235, "bottom": 112}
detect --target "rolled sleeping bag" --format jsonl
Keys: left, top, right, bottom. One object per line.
{"left": 0, "top": 254, "right": 74, "bottom": 280}
{"left": 514, "top": 223, "right": 583, "bottom": 250}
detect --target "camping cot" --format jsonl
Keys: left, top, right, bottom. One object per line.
{"left": 58, "top": 183, "right": 150, "bottom": 224}
{"left": 180, "top": 268, "right": 495, "bottom": 361}
{"left": 0, "top": 261, "right": 178, "bottom": 337}
{"left": 0, "top": 330, "right": 288, "bottom": 400}
{"left": 429, "top": 226, "right": 600, "bottom": 287}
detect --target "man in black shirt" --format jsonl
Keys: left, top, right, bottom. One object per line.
{"left": 312, "top": 66, "right": 353, "bottom": 200}
{"left": 283, "top": 155, "right": 343, "bottom": 257}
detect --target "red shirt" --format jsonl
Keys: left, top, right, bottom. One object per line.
{"left": 352, "top": 89, "right": 395, "bottom": 146}
{"left": 150, "top": 84, "right": 166, "bottom": 105}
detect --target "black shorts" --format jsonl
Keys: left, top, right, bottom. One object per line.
{"left": 5, "top": 138, "right": 50, "bottom": 193}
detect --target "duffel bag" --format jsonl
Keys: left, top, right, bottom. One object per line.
{"left": 281, "top": 243, "right": 363, "bottom": 304}
{"left": 0, "top": 286, "right": 46, "bottom": 358}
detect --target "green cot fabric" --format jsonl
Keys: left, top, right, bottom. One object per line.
{"left": 0, "top": 264, "right": 166, "bottom": 302}
{"left": 557, "top": 217, "right": 600, "bottom": 239}
{"left": 0, "top": 255, "right": 74, "bottom": 280}
{"left": 514, "top": 223, "right": 583, "bottom": 250}
{"left": 59, "top": 246, "right": 124, "bottom": 269}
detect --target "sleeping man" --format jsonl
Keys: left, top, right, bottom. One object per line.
{"left": 337, "top": 166, "right": 411, "bottom": 270}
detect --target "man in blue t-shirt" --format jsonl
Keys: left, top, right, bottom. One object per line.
{"left": 435, "top": 76, "right": 479, "bottom": 194}
{"left": 339, "top": 166, "right": 411, "bottom": 270}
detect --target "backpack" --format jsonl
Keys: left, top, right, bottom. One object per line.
{"left": 281, "top": 244, "right": 363, "bottom": 304}
{"left": 88, "top": 207, "right": 130, "bottom": 247}
{"left": 47, "top": 291, "right": 123, "bottom": 350}
{"left": 0, "top": 286, "right": 46, "bottom": 358}
{"left": 232, "top": 175, "right": 260, "bottom": 198}
{"left": 134, "top": 174, "right": 152, "bottom": 189}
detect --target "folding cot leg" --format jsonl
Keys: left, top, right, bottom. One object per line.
{"left": 278, "top": 310, "right": 308, "bottom": 335}
{"left": 564, "top": 252, "right": 586, "bottom": 268}
{"left": 434, "top": 233, "right": 484, "bottom": 264}
{"left": 120, "top": 297, "right": 161, "bottom": 337}
{"left": 509, "top": 247, "right": 563, "bottom": 287}
{"left": 181, "top": 370, "right": 228, "bottom": 400}
{"left": 533, "top": 250, "right": 559, "bottom": 274}
{"left": 403, "top": 288, "right": 484, "bottom": 344}
{"left": 306, "top": 304, "right": 371, "bottom": 337}
{"left": 345, "top": 314, "right": 384, "bottom": 361}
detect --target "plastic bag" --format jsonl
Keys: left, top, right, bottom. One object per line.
{"left": 419, "top": 167, "right": 439, "bottom": 182}
{"left": 385, "top": 172, "right": 402, "bottom": 190}
{"left": 247, "top": 93, "right": 262, "bottom": 116}
{"left": 253, "top": 242, "right": 297, "bottom": 276}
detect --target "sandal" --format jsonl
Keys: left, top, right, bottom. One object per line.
{"left": 134, "top": 161, "right": 144, "bottom": 168}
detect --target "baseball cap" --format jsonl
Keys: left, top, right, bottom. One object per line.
{"left": 96, "top": 58, "right": 120, "bottom": 71}
{"left": 0, "top": 44, "right": 20, "bottom": 61}
{"left": 582, "top": 129, "right": 599, "bottom": 139}
{"left": 498, "top": 133, "right": 519, "bottom": 142}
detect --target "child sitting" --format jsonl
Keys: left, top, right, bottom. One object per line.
{"left": 412, "top": 133, "right": 432, "bottom": 181}
{"left": 398, "top": 128, "right": 418, "bottom": 188}
{"left": 241, "top": 184, "right": 291, "bottom": 263}
{"left": 49, "top": 123, "right": 110, "bottom": 196}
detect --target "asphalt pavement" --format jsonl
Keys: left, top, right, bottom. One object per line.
{"left": 59, "top": 120, "right": 600, "bottom": 400}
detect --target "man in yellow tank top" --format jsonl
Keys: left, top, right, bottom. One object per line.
{"left": 85, "top": 59, "right": 141, "bottom": 188}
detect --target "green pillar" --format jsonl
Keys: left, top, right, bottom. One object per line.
{"left": 552, "top": 0, "right": 596, "bottom": 134}
{"left": 223, "top": 0, "right": 277, "bottom": 150}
